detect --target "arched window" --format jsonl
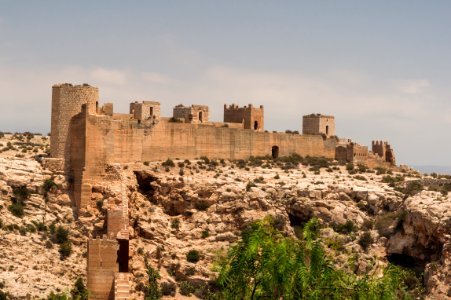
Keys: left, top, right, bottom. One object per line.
{"left": 254, "top": 121, "right": 259, "bottom": 130}
{"left": 199, "top": 111, "right": 203, "bottom": 122}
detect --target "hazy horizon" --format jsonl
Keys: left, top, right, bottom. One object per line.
{"left": 1, "top": 1, "right": 450, "bottom": 166}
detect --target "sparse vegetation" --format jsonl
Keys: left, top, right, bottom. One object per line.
{"left": 186, "top": 249, "right": 200, "bottom": 263}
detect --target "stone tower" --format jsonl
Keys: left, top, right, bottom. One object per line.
{"left": 50, "top": 83, "right": 99, "bottom": 162}
{"left": 223, "top": 104, "right": 264, "bottom": 131}
{"left": 302, "top": 114, "right": 336, "bottom": 137}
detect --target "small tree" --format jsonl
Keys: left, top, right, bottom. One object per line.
{"left": 70, "top": 277, "right": 88, "bottom": 300}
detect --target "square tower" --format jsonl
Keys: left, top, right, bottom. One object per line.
{"left": 173, "top": 104, "right": 209, "bottom": 123}
{"left": 223, "top": 104, "right": 264, "bottom": 131}
{"left": 302, "top": 114, "right": 335, "bottom": 137}
{"left": 130, "top": 101, "right": 161, "bottom": 124}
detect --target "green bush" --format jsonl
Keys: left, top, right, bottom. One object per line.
{"left": 8, "top": 202, "right": 24, "bottom": 217}
{"left": 70, "top": 277, "right": 88, "bottom": 300}
{"left": 59, "top": 241, "right": 72, "bottom": 259}
{"left": 201, "top": 230, "right": 209, "bottom": 239}
{"left": 179, "top": 281, "right": 195, "bottom": 296}
{"left": 186, "top": 250, "right": 200, "bottom": 263}
{"left": 43, "top": 179, "right": 58, "bottom": 193}
{"left": 213, "top": 216, "right": 421, "bottom": 299}
{"left": 162, "top": 159, "right": 175, "bottom": 168}
{"left": 144, "top": 259, "right": 162, "bottom": 300}
{"left": 195, "top": 200, "right": 210, "bottom": 211}
{"left": 55, "top": 226, "right": 69, "bottom": 244}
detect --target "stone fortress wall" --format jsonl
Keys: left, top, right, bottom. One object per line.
{"left": 48, "top": 82, "right": 398, "bottom": 299}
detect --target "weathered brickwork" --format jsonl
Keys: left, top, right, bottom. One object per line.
{"left": 130, "top": 101, "right": 161, "bottom": 125}
{"left": 302, "top": 114, "right": 336, "bottom": 137}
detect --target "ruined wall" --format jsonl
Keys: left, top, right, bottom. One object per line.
{"left": 372, "top": 141, "right": 396, "bottom": 165}
{"left": 87, "top": 238, "right": 118, "bottom": 300}
{"left": 50, "top": 83, "right": 98, "bottom": 163}
{"left": 173, "top": 105, "right": 209, "bottom": 123}
{"left": 302, "top": 114, "right": 336, "bottom": 137}
{"left": 224, "top": 104, "right": 264, "bottom": 131}
{"left": 130, "top": 101, "right": 160, "bottom": 124}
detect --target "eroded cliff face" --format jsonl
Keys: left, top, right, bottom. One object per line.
{"left": 0, "top": 133, "right": 449, "bottom": 299}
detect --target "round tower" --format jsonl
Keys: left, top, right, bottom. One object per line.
{"left": 50, "top": 83, "right": 99, "bottom": 159}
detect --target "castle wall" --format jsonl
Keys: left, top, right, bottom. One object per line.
{"left": 50, "top": 84, "right": 98, "bottom": 163}
{"left": 87, "top": 238, "right": 118, "bottom": 300}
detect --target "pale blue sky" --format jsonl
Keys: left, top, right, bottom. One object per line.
{"left": 0, "top": 1, "right": 450, "bottom": 166}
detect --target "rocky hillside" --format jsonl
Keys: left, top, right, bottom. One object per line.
{"left": 0, "top": 133, "right": 450, "bottom": 299}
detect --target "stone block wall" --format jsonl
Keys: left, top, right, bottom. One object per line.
{"left": 87, "top": 238, "right": 119, "bottom": 300}
{"left": 130, "top": 101, "right": 161, "bottom": 123}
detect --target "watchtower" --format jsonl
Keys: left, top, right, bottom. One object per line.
{"left": 50, "top": 83, "right": 99, "bottom": 161}
{"left": 372, "top": 141, "right": 396, "bottom": 165}
{"left": 173, "top": 104, "right": 209, "bottom": 123}
{"left": 223, "top": 104, "right": 264, "bottom": 131}
{"left": 302, "top": 114, "right": 335, "bottom": 137}
{"left": 130, "top": 101, "right": 161, "bottom": 125}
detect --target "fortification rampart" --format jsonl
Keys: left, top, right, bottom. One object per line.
{"left": 50, "top": 83, "right": 99, "bottom": 166}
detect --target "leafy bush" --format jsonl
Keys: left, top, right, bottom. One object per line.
{"left": 201, "top": 230, "right": 210, "bottom": 239}
{"left": 186, "top": 250, "right": 200, "bottom": 263}
{"left": 195, "top": 200, "right": 210, "bottom": 211}
{"left": 213, "top": 216, "right": 421, "bottom": 299}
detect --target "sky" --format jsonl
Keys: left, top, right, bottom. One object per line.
{"left": 0, "top": 1, "right": 450, "bottom": 166}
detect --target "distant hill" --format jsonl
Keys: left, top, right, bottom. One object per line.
{"left": 413, "top": 165, "right": 451, "bottom": 175}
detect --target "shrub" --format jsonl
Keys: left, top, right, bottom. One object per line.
{"left": 70, "top": 277, "right": 88, "bottom": 300}
{"left": 162, "top": 159, "right": 175, "bottom": 168}
{"left": 245, "top": 181, "right": 256, "bottom": 192}
{"left": 12, "top": 185, "right": 31, "bottom": 201}
{"left": 186, "top": 250, "right": 200, "bottom": 263}
{"left": 144, "top": 260, "right": 162, "bottom": 300}
{"left": 179, "top": 281, "right": 195, "bottom": 296}
{"left": 346, "top": 163, "right": 355, "bottom": 171}
{"left": 201, "top": 230, "right": 209, "bottom": 239}
{"left": 8, "top": 202, "right": 24, "bottom": 217}
{"left": 55, "top": 226, "right": 69, "bottom": 244}
{"left": 171, "top": 219, "right": 180, "bottom": 230}
{"left": 143, "top": 161, "right": 150, "bottom": 166}
{"left": 160, "top": 281, "right": 176, "bottom": 296}
{"left": 358, "top": 231, "right": 374, "bottom": 251}
{"left": 195, "top": 200, "right": 210, "bottom": 211}
{"left": 333, "top": 220, "right": 357, "bottom": 234}
{"left": 59, "top": 241, "right": 72, "bottom": 259}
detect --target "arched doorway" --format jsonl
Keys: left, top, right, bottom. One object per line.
{"left": 199, "top": 111, "right": 203, "bottom": 122}
{"left": 254, "top": 120, "right": 259, "bottom": 130}
{"left": 326, "top": 125, "right": 329, "bottom": 135}
{"left": 272, "top": 146, "right": 279, "bottom": 159}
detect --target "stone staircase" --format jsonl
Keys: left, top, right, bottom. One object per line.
{"left": 114, "top": 272, "right": 130, "bottom": 300}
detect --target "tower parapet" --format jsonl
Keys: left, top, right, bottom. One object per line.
{"left": 302, "top": 114, "right": 335, "bottom": 137}
{"left": 50, "top": 83, "right": 99, "bottom": 162}
{"left": 372, "top": 140, "right": 396, "bottom": 165}
{"left": 223, "top": 103, "right": 264, "bottom": 131}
